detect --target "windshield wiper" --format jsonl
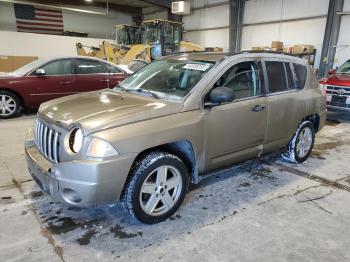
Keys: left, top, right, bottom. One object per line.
{"left": 115, "top": 85, "right": 159, "bottom": 99}
{"left": 135, "top": 88, "right": 160, "bottom": 99}
{"left": 114, "top": 84, "right": 126, "bottom": 91}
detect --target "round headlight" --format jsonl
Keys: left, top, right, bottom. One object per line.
{"left": 69, "top": 128, "right": 83, "bottom": 153}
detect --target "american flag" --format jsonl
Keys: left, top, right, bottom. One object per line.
{"left": 14, "top": 4, "right": 64, "bottom": 35}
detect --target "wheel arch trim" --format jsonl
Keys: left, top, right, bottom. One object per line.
{"left": 130, "top": 140, "right": 199, "bottom": 184}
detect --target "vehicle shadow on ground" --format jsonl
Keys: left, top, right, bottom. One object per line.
{"left": 28, "top": 151, "right": 312, "bottom": 258}
{"left": 23, "top": 108, "right": 37, "bottom": 117}
{"left": 327, "top": 110, "right": 350, "bottom": 123}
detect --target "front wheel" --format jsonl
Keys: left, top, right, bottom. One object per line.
{"left": 282, "top": 121, "right": 315, "bottom": 163}
{"left": 121, "top": 151, "right": 189, "bottom": 224}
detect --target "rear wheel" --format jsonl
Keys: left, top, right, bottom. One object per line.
{"left": 282, "top": 121, "right": 315, "bottom": 163}
{"left": 121, "top": 151, "right": 189, "bottom": 224}
{"left": 0, "top": 91, "right": 21, "bottom": 119}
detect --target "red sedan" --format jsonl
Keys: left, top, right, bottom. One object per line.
{"left": 0, "top": 57, "right": 130, "bottom": 118}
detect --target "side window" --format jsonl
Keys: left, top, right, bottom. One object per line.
{"left": 39, "top": 59, "right": 72, "bottom": 76}
{"left": 293, "top": 63, "right": 307, "bottom": 89}
{"left": 265, "top": 61, "right": 288, "bottom": 93}
{"left": 106, "top": 64, "right": 121, "bottom": 74}
{"left": 215, "top": 61, "right": 261, "bottom": 100}
{"left": 285, "top": 63, "right": 296, "bottom": 90}
{"left": 75, "top": 59, "right": 107, "bottom": 74}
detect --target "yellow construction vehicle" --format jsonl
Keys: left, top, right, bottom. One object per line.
{"left": 76, "top": 24, "right": 149, "bottom": 64}
{"left": 141, "top": 19, "right": 203, "bottom": 58}
{"left": 76, "top": 19, "right": 204, "bottom": 66}
{"left": 76, "top": 41, "right": 151, "bottom": 65}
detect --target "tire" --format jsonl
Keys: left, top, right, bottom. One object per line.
{"left": 0, "top": 90, "right": 22, "bottom": 119}
{"left": 121, "top": 151, "right": 190, "bottom": 224}
{"left": 282, "top": 121, "right": 315, "bottom": 163}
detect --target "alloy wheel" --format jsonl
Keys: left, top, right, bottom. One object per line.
{"left": 139, "top": 165, "right": 183, "bottom": 216}
{"left": 0, "top": 94, "right": 17, "bottom": 117}
{"left": 296, "top": 127, "right": 313, "bottom": 158}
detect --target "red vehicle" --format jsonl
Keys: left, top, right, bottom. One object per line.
{"left": 0, "top": 57, "right": 130, "bottom": 118}
{"left": 319, "top": 59, "right": 350, "bottom": 111}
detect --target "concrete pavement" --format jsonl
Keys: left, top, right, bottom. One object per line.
{"left": 1, "top": 113, "right": 350, "bottom": 262}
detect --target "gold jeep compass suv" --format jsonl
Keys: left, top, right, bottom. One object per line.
{"left": 25, "top": 52, "right": 326, "bottom": 224}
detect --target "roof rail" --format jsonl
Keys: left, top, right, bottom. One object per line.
{"left": 236, "top": 50, "right": 298, "bottom": 57}
{"left": 160, "top": 50, "right": 206, "bottom": 59}
{"left": 171, "top": 50, "right": 206, "bottom": 55}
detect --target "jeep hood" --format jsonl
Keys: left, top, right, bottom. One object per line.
{"left": 39, "top": 89, "right": 183, "bottom": 134}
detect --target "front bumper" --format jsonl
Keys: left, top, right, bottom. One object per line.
{"left": 327, "top": 105, "right": 350, "bottom": 112}
{"left": 25, "top": 134, "right": 136, "bottom": 207}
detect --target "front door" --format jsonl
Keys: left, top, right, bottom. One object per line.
{"left": 27, "top": 58, "right": 75, "bottom": 106}
{"left": 204, "top": 60, "right": 268, "bottom": 170}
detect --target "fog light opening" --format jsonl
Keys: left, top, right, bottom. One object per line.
{"left": 62, "top": 188, "right": 82, "bottom": 204}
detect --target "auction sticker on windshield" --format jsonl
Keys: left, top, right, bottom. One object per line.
{"left": 183, "top": 63, "right": 211, "bottom": 71}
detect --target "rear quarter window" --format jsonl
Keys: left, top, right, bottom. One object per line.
{"left": 106, "top": 64, "right": 121, "bottom": 74}
{"left": 293, "top": 63, "right": 307, "bottom": 89}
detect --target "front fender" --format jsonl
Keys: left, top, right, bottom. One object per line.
{"left": 90, "top": 110, "right": 206, "bottom": 173}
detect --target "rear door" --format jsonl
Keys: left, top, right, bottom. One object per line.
{"left": 73, "top": 58, "right": 109, "bottom": 92}
{"left": 27, "top": 58, "right": 75, "bottom": 106}
{"left": 263, "top": 59, "right": 306, "bottom": 149}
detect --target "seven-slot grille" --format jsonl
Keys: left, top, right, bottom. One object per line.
{"left": 34, "top": 119, "right": 61, "bottom": 163}
{"left": 325, "top": 85, "right": 350, "bottom": 109}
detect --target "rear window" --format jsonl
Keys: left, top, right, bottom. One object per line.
{"left": 265, "top": 61, "right": 288, "bottom": 93}
{"left": 75, "top": 59, "right": 106, "bottom": 74}
{"left": 293, "top": 63, "right": 307, "bottom": 89}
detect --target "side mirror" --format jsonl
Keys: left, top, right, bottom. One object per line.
{"left": 35, "top": 68, "right": 46, "bottom": 76}
{"left": 328, "top": 69, "right": 336, "bottom": 76}
{"left": 205, "top": 86, "right": 235, "bottom": 107}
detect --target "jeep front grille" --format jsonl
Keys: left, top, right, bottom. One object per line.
{"left": 34, "top": 119, "right": 61, "bottom": 163}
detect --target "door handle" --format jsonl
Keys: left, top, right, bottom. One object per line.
{"left": 252, "top": 104, "right": 265, "bottom": 112}
{"left": 99, "top": 79, "right": 110, "bottom": 82}
{"left": 59, "top": 81, "right": 72, "bottom": 84}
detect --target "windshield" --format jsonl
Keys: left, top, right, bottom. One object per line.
{"left": 116, "top": 26, "right": 140, "bottom": 45}
{"left": 141, "top": 22, "right": 182, "bottom": 45}
{"left": 12, "top": 59, "right": 44, "bottom": 76}
{"left": 116, "top": 27, "right": 128, "bottom": 45}
{"left": 116, "top": 59, "right": 214, "bottom": 100}
{"left": 337, "top": 60, "right": 350, "bottom": 74}
{"left": 142, "top": 23, "right": 160, "bottom": 44}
